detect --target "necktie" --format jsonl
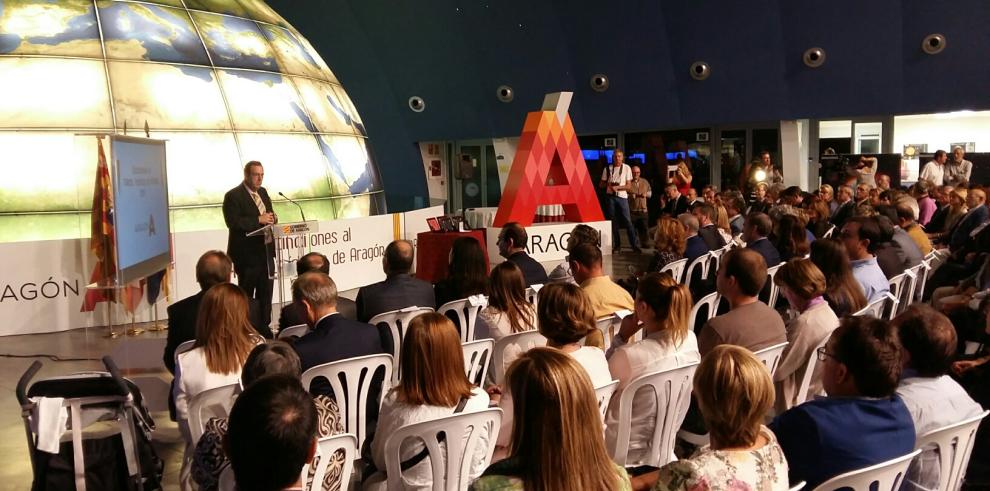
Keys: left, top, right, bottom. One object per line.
{"left": 251, "top": 191, "right": 272, "bottom": 243}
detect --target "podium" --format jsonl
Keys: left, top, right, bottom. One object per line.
{"left": 247, "top": 220, "right": 318, "bottom": 329}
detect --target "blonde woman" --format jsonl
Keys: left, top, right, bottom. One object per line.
{"left": 606, "top": 273, "right": 700, "bottom": 465}
{"left": 648, "top": 217, "right": 687, "bottom": 273}
{"left": 632, "top": 346, "right": 789, "bottom": 491}
{"left": 472, "top": 348, "right": 632, "bottom": 490}
{"left": 365, "top": 312, "right": 489, "bottom": 488}
{"left": 772, "top": 259, "right": 839, "bottom": 412}
{"left": 714, "top": 204, "right": 733, "bottom": 243}
{"left": 674, "top": 160, "right": 693, "bottom": 196}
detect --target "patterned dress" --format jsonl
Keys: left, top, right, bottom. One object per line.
{"left": 652, "top": 427, "right": 789, "bottom": 491}
{"left": 191, "top": 395, "right": 346, "bottom": 491}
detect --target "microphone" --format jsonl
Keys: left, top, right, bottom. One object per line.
{"left": 278, "top": 192, "right": 306, "bottom": 222}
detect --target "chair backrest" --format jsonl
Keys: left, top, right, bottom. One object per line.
{"left": 751, "top": 342, "right": 789, "bottom": 378}
{"left": 382, "top": 408, "right": 502, "bottom": 491}
{"left": 369, "top": 306, "right": 433, "bottom": 382}
{"left": 461, "top": 339, "right": 494, "bottom": 387}
{"left": 300, "top": 353, "right": 393, "bottom": 454}
{"left": 659, "top": 258, "right": 689, "bottom": 283}
{"left": 277, "top": 324, "right": 309, "bottom": 340}
{"left": 823, "top": 224, "right": 836, "bottom": 238}
{"left": 792, "top": 335, "right": 830, "bottom": 408}
{"left": 525, "top": 283, "right": 543, "bottom": 306}
{"left": 811, "top": 449, "right": 920, "bottom": 491}
{"left": 684, "top": 252, "right": 713, "bottom": 290}
{"left": 174, "top": 339, "right": 196, "bottom": 368}
{"left": 914, "top": 410, "right": 989, "bottom": 491}
{"left": 189, "top": 383, "right": 240, "bottom": 445}
{"left": 905, "top": 262, "right": 925, "bottom": 303}
{"left": 766, "top": 263, "right": 784, "bottom": 308}
{"left": 610, "top": 362, "right": 699, "bottom": 467}
{"left": 853, "top": 292, "right": 897, "bottom": 319}
{"left": 595, "top": 315, "right": 623, "bottom": 351}
{"left": 790, "top": 482, "right": 807, "bottom": 491}
{"left": 888, "top": 273, "right": 910, "bottom": 315}
{"left": 438, "top": 296, "right": 489, "bottom": 343}
{"left": 689, "top": 292, "right": 721, "bottom": 333}
{"left": 594, "top": 380, "right": 620, "bottom": 422}
{"left": 303, "top": 433, "right": 358, "bottom": 491}
{"left": 492, "top": 330, "right": 546, "bottom": 385}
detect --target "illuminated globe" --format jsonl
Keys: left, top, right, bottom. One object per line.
{"left": 0, "top": 0, "right": 384, "bottom": 243}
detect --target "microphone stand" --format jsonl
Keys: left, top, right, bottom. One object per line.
{"left": 279, "top": 192, "right": 306, "bottom": 222}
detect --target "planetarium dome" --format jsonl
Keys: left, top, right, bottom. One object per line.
{"left": 0, "top": 0, "right": 384, "bottom": 243}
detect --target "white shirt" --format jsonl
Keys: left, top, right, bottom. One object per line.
{"left": 605, "top": 330, "right": 700, "bottom": 465}
{"left": 602, "top": 164, "right": 633, "bottom": 199}
{"left": 174, "top": 347, "right": 243, "bottom": 434}
{"left": 919, "top": 160, "right": 945, "bottom": 186}
{"left": 897, "top": 375, "right": 983, "bottom": 491}
{"left": 475, "top": 307, "right": 538, "bottom": 386}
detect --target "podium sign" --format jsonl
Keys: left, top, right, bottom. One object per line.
{"left": 246, "top": 220, "right": 320, "bottom": 330}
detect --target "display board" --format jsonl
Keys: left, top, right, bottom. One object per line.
{"left": 111, "top": 135, "right": 171, "bottom": 284}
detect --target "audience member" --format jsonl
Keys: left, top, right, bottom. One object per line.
{"left": 772, "top": 259, "right": 840, "bottom": 412}
{"left": 647, "top": 217, "right": 686, "bottom": 273}
{"left": 569, "top": 243, "right": 634, "bottom": 348}
{"left": 748, "top": 183, "right": 772, "bottom": 215}
{"left": 628, "top": 165, "right": 653, "bottom": 246}
{"left": 434, "top": 236, "right": 488, "bottom": 306}
{"left": 192, "top": 342, "right": 344, "bottom": 491}
{"left": 698, "top": 248, "right": 786, "bottom": 355}
{"left": 673, "top": 159, "right": 693, "bottom": 196}
{"left": 725, "top": 194, "right": 746, "bottom": 235}
{"left": 893, "top": 305, "right": 983, "bottom": 491}
{"left": 913, "top": 180, "right": 937, "bottom": 227}
{"left": 662, "top": 183, "right": 690, "bottom": 217}
{"left": 926, "top": 185, "right": 957, "bottom": 237}
{"left": 600, "top": 149, "right": 642, "bottom": 253}
{"left": 694, "top": 203, "right": 727, "bottom": 251}
{"left": 949, "top": 188, "right": 988, "bottom": 251}
{"left": 686, "top": 188, "right": 702, "bottom": 208}
{"left": 225, "top": 374, "right": 317, "bottom": 491}
{"left": 476, "top": 261, "right": 537, "bottom": 382}
{"left": 770, "top": 316, "right": 915, "bottom": 489}
{"left": 743, "top": 212, "right": 782, "bottom": 268}
{"left": 920, "top": 150, "right": 948, "bottom": 187}
{"left": 831, "top": 184, "right": 855, "bottom": 228}
{"left": 840, "top": 216, "right": 891, "bottom": 303}
{"left": 951, "top": 305, "right": 990, "bottom": 488}
{"left": 772, "top": 214, "right": 810, "bottom": 262}
{"left": 819, "top": 184, "right": 837, "bottom": 215}
{"left": 897, "top": 203, "right": 933, "bottom": 255}
{"left": 713, "top": 202, "right": 733, "bottom": 243}
{"left": 497, "top": 222, "right": 551, "bottom": 285}
{"left": 473, "top": 348, "right": 631, "bottom": 490}
{"left": 855, "top": 183, "right": 872, "bottom": 208}
{"left": 810, "top": 239, "right": 868, "bottom": 317}
{"left": 945, "top": 146, "right": 974, "bottom": 187}
{"left": 548, "top": 223, "right": 601, "bottom": 284}
{"left": 677, "top": 213, "right": 708, "bottom": 264}
{"left": 632, "top": 346, "right": 789, "bottom": 491}
{"left": 702, "top": 185, "right": 717, "bottom": 204}
{"left": 931, "top": 187, "right": 968, "bottom": 243}
{"left": 873, "top": 212, "right": 923, "bottom": 279}
{"left": 804, "top": 197, "right": 832, "bottom": 239}
{"left": 876, "top": 173, "right": 891, "bottom": 192}
{"left": 605, "top": 273, "right": 700, "bottom": 465}
{"left": 279, "top": 252, "right": 357, "bottom": 330}
{"left": 365, "top": 313, "right": 490, "bottom": 488}
{"left": 356, "top": 240, "right": 435, "bottom": 322}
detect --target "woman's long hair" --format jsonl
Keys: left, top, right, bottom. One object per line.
{"left": 506, "top": 348, "right": 621, "bottom": 491}
{"left": 636, "top": 273, "right": 691, "bottom": 345}
{"left": 810, "top": 239, "right": 867, "bottom": 316}
{"left": 396, "top": 313, "right": 474, "bottom": 406}
{"left": 487, "top": 262, "right": 535, "bottom": 334}
{"left": 447, "top": 236, "right": 489, "bottom": 297}
{"left": 195, "top": 283, "right": 258, "bottom": 375}
{"left": 653, "top": 216, "right": 686, "bottom": 256}
{"left": 774, "top": 214, "right": 810, "bottom": 260}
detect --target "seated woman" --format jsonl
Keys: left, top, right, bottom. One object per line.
{"left": 804, "top": 197, "right": 832, "bottom": 239}
{"left": 476, "top": 262, "right": 537, "bottom": 384}
{"left": 366, "top": 312, "right": 489, "bottom": 488}
{"left": 771, "top": 259, "right": 839, "bottom": 413}
{"left": 605, "top": 273, "right": 700, "bottom": 465}
{"left": 631, "top": 345, "right": 789, "bottom": 491}
{"left": 493, "top": 282, "right": 612, "bottom": 459}
{"left": 434, "top": 236, "right": 488, "bottom": 307}
{"left": 471, "top": 348, "right": 632, "bottom": 490}
{"left": 772, "top": 214, "right": 811, "bottom": 262}
{"left": 809, "top": 239, "right": 867, "bottom": 317}
{"left": 192, "top": 341, "right": 345, "bottom": 491}
{"left": 647, "top": 217, "right": 687, "bottom": 274}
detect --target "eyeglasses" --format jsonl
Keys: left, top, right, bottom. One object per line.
{"left": 816, "top": 346, "right": 838, "bottom": 362}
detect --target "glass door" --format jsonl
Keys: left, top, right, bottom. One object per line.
{"left": 450, "top": 141, "right": 501, "bottom": 212}
{"left": 719, "top": 130, "right": 746, "bottom": 191}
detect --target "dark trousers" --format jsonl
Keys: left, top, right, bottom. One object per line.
{"left": 236, "top": 261, "right": 274, "bottom": 326}
{"left": 631, "top": 210, "right": 650, "bottom": 245}
{"left": 606, "top": 195, "right": 639, "bottom": 249}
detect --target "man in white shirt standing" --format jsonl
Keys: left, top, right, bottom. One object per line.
{"left": 945, "top": 146, "right": 974, "bottom": 186}
{"left": 599, "top": 149, "right": 641, "bottom": 253}
{"left": 920, "top": 150, "right": 948, "bottom": 186}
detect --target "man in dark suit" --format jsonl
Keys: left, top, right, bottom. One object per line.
{"left": 693, "top": 203, "right": 727, "bottom": 251}
{"left": 743, "top": 212, "right": 781, "bottom": 268}
{"left": 678, "top": 213, "right": 709, "bottom": 264}
{"left": 949, "top": 189, "right": 988, "bottom": 252}
{"left": 497, "top": 222, "right": 549, "bottom": 286}
{"left": 355, "top": 240, "right": 436, "bottom": 322}
{"left": 830, "top": 185, "right": 855, "bottom": 230}
{"left": 279, "top": 252, "right": 358, "bottom": 330}
{"left": 223, "top": 161, "right": 277, "bottom": 326}
{"left": 661, "top": 184, "right": 689, "bottom": 217}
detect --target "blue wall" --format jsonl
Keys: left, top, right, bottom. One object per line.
{"left": 268, "top": 0, "right": 990, "bottom": 210}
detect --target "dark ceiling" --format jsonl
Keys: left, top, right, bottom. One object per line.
{"left": 268, "top": 0, "right": 990, "bottom": 210}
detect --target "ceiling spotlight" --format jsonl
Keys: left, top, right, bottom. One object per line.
{"left": 922, "top": 34, "right": 946, "bottom": 55}
{"left": 590, "top": 74, "right": 609, "bottom": 92}
{"left": 689, "top": 62, "right": 710, "bottom": 81}
{"left": 496, "top": 85, "right": 514, "bottom": 103}
{"left": 803, "top": 47, "right": 826, "bottom": 68}
{"left": 408, "top": 96, "right": 425, "bottom": 112}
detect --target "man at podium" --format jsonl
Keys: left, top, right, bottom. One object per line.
{"left": 223, "top": 161, "right": 277, "bottom": 325}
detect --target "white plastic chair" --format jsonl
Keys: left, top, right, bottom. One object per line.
{"left": 766, "top": 263, "right": 784, "bottom": 308}
{"left": 300, "top": 353, "right": 393, "bottom": 454}
{"left": 525, "top": 283, "right": 543, "bottom": 308}
{"left": 439, "top": 295, "right": 489, "bottom": 343}
{"left": 905, "top": 262, "right": 925, "bottom": 303}
{"left": 218, "top": 433, "right": 358, "bottom": 491}
{"left": 492, "top": 330, "right": 546, "bottom": 385}
{"left": 791, "top": 336, "right": 830, "bottom": 407}
{"left": 689, "top": 292, "right": 721, "bottom": 332}
{"left": 684, "top": 252, "right": 714, "bottom": 291}
{"left": 461, "top": 339, "right": 494, "bottom": 386}
{"left": 751, "top": 342, "right": 788, "bottom": 378}
{"left": 913, "top": 410, "right": 989, "bottom": 491}
{"left": 594, "top": 380, "right": 620, "bottom": 422}
{"left": 611, "top": 362, "right": 699, "bottom": 467}
{"left": 595, "top": 311, "right": 631, "bottom": 351}
{"left": 382, "top": 408, "right": 502, "bottom": 491}
{"left": 888, "top": 273, "right": 910, "bottom": 315}
{"left": 853, "top": 292, "right": 898, "bottom": 320}
{"left": 823, "top": 224, "right": 836, "bottom": 238}
{"left": 277, "top": 323, "right": 309, "bottom": 340}
{"left": 188, "top": 382, "right": 240, "bottom": 445}
{"left": 174, "top": 339, "right": 195, "bottom": 369}
{"left": 790, "top": 482, "right": 806, "bottom": 491}
{"left": 811, "top": 448, "right": 921, "bottom": 491}
{"left": 659, "top": 258, "right": 688, "bottom": 283}
{"left": 369, "top": 306, "right": 433, "bottom": 382}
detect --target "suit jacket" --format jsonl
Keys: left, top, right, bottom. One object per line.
{"left": 222, "top": 184, "right": 275, "bottom": 267}
{"left": 163, "top": 290, "right": 271, "bottom": 373}
{"left": 830, "top": 200, "right": 855, "bottom": 229}
{"left": 729, "top": 215, "right": 745, "bottom": 236}
{"left": 698, "top": 224, "right": 726, "bottom": 251}
{"left": 356, "top": 273, "right": 436, "bottom": 322}
{"left": 747, "top": 237, "right": 782, "bottom": 268}
{"left": 662, "top": 195, "right": 689, "bottom": 217}
{"left": 684, "top": 235, "right": 709, "bottom": 264}
{"left": 926, "top": 204, "right": 950, "bottom": 234}
{"left": 949, "top": 204, "right": 989, "bottom": 251}
{"left": 278, "top": 297, "right": 358, "bottom": 330}
{"left": 507, "top": 251, "right": 549, "bottom": 287}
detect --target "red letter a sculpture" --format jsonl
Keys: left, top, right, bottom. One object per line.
{"left": 492, "top": 93, "right": 604, "bottom": 227}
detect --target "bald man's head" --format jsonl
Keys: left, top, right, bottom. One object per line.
{"left": 384, "top": 240, "right": 414, "bottom": 275}
{"left": 196, "top": 250, "right": 232, "bottom": 290}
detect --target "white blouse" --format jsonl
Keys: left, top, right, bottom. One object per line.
{"left": 476, "top": 306, "right": 537, "bottom": 386}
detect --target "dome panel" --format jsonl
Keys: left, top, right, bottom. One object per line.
{"left": 191, "top": 10, "right": 278, "bottom": 71}
{"left": 0, "top": 57, "right": 112, "bottom": 129}
{"left": 318, "top": 135, "right": 383, "bottom": 195}
{"left": 260, "top": 24, "right": 325, "bottom": 79}
{"left": 109, "top": 61, "right": 231, "bottom": 131}
{"left": 217, "top": 68, "right": 312, "bottom": 132}
{"left": 0, "top": 132, "right": 97, "bottom": 212}
{"left": 148, "top": 131, "right": 242, "bottom": 206}
{"left": 235, "top": 133, "right": 333, "bottom": 199}
{"left": 98, "top": 1, "right": 210, "bottom": 65}
{"left": 0, "top": 0, "right": 102, "bottom": 58}
{"left": 292, "top": 77, "right": 360, "bottom": 135}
